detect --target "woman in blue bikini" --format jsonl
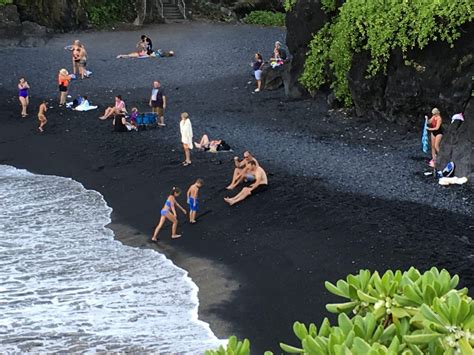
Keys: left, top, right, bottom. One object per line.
{"left": 18, "top": 78, "right": 30, "bottom": 117}
{"left": 151, "top": 187, "right": 187, "bottom": 241}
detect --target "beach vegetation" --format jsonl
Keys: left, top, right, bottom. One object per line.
{"left": 300, "top": 0, "right": 474, "bottom": 106}
{"left": 243, "top": 10, "right": 285, "bottom": 27}
{"left": 0, "top": 0, "right": 13, "bottom": 6}
{"left": 84, "top": 0, "right": 135, "bottom": 27}
{"left": 208, "top": 267, "right": 474, "bottom": 354}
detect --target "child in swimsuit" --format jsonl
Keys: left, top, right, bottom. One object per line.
{"left": 187, "top": 179, "right": 204, "bottom": 224}
{"left": 37, "top": 100, "right": 48, "bottom": 133}
{"left": 151, "top": 187, "right": 187, "bottom": 241}
{"left": 18, "top": 78, "right": 30, "bottom": 117}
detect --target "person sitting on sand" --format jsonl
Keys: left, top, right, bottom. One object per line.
{"left": 427, "top": 107, "right": 444, "bottom": 168}
{"left": 142, "top": 34, "right": 153, "bottom": 55}
{"left": 226, "top": 151, "right": 258, "bottom": 190}
{"left": 18, "top": 77, "right": 30, "bottom": 118}
{"left": 116, "top": 38, "right": 148, "bottom": 58}
{"left": 99, "top": 95, "right": 126, "bottom": 120}
{"left": 58, "top": 68, "right": 72, "bottom": 107}
{"left": 151, "top": 187, "right": 187, "bottom": 241}
{"left": 113, "top": 113, "right": 137, "bottom": 132}
{"left": 37, "top": 99, "right": 48, "bottom": 133}
{"left": 187, "top": 178, "right": 203, "bottom": 224}
{"left": 224, "top": 161, "right": 268, "bottom": 205}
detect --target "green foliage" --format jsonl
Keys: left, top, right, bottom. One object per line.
{"left": 84, "top": 0, "right": 135, "bottom": 27}
{"left": 204, "top": 336, "right": 251, "bottom": 355}
{"left": 0, "top": 0, "right": 13, "bottom": 6}
{"left": 301, "top": 0, "right": 474, "bottom": 106}
{"left": 244, "top": 10, "right": 285, "bottom": 27}
{"left": 207, "top": 267, "right": 474, "bottom": 354}
{"left": 320, "top": 0, "right": 336, "bottom": 12}
{"left": 283, "top": 0, "right": 297, "bottom": 12}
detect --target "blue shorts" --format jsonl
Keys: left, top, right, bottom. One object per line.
{"left": 188, "top": 197, "right": 199, "bottom": 212}
{"left": 161, "top": 209, "right": 169, "bottom": 216}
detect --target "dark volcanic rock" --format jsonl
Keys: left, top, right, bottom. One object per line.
{"left": 0, "top": 4, "right": 22, "bottom": 43}
{"left": 348, "top": 22, "right": 474, "bottom": 126}
{"left": 437, "top": 99, "right": 474, "bottom": 182}
{"left": 14, "top": 0, "right": 88, "bottom": 31}
{"left": 285, "top": 2, "right": 473, "bottom": 126}
{"left": 285, "top": 0, "right": 329, "bottom": 99}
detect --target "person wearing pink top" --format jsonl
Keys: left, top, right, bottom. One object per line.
{"left": 99, "top": 95, "right": 126, "bottom": 120}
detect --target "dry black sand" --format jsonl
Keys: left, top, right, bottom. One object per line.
{"left": 0, "top": 22, "right": 472, "bottom": 353}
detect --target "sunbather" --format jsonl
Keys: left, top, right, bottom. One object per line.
{"left": 226, "top": 151, "right": 258, "bottom": 190}
{"left": 224, "top": 161, "right": 268, "bottom": 205}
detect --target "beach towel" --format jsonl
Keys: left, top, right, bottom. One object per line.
{"left": 438, "top": 176, "right": 468, "bottom": 186}
{"left": 422, "top": 116, "right": 429, "bottom": 153}
{"left": 73, "top": 100, "right": 98, "bottom": 111}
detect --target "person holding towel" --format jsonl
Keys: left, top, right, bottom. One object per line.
{"left": 180, "top": 112, "right": 193, "bottom": 166}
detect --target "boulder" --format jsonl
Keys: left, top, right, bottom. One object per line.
{"left": 437, "top": 100, "right": 474, "bottom": 182}
{"left": 13, "top": 0, "right": 88, "bottom": 31}
{"left": 0, "top": 5, "right": 22, "bottom": 45}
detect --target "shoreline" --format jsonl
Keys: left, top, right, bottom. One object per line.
{"left": 1, "top": 22, "right": 472, "bottom": 352}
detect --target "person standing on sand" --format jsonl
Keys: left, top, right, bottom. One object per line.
{"left": 187, "top": 179, "right": 203, "bottom": 224}
{"left": 149, "top": 81, "right": 166, "bottom": 126}
{"left": 152, "top": 187, "right": 187, "bottom": 241}
{"left": 180, "top": 112, "right": 193, "bottom": 166}
{"left": 227, "top": 151, "right": 258, "bottom": 190}
{"left": 58, "top": 69, "right": 72, "bottom": 107}
{"left": 18, "top": 78, "right": 30, "bottom": 117}
{"left": 224, "top": 161, "right": 268, "bottom": 205}
{"left": 252, "top": 53, "right": 264, "bottom": 92}
{"left": 427, "top": 107, "right": 444, "bottom": 168}
{"left": 37, "top": 99, "right": 48, "bottom": 133}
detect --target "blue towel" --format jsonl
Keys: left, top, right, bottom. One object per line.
{"left": 422, "top": 117, "right": 429, "bottom": 153}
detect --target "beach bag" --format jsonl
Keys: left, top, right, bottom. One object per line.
{"left": 436, "top": 161, "right": 455, "bottom": 178}
{"left": 422, "top": 117, "right": 429, "bottom": 153}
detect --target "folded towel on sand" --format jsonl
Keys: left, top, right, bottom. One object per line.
{"left": 438, "top": 177, "right": 468, "bottom": 186}
{"left": 66, "top": 100, "right": 98, "bottom": 111}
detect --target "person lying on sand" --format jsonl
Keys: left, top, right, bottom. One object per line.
{"left": 224, "top": 161, "right": 268, "bottom": 206}
{"left": 187, "top": 179, "right": 203, "bottom": 224}
{"left": 226, "top": 151, "right": 258, "bottom": 190}
{"left": 195, "top": 134, "right": 221, "bottom": 150}
{"left": 152, "top": 187, "right": 187, "bottom": 241}
{"left": 116, "top": 39, "right": 148, "bottom": 59}
{"left": 99, "top": 95, "right": 126, "bottom": 120}
{"left": 37, "top": 99, "right": 48, "bottom": 133}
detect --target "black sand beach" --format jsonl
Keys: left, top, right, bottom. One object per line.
{"left": 1, "top": 22, "right": 472, "bottom": 352}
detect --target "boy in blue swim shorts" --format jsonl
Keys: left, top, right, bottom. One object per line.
{"left": 187, "top": 178, "right": 203, "bottom": 224}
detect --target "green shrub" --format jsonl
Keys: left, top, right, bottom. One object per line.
{"left": 84, "top": 0, "right": 135, "bottom": 27}
{"left": 0, "top": 0, "right": 13, "bottom": 6}
{"left": 207, "top": 267, "right": 474, "bottom": 354}
{"left": 244, "top": 10, "right": 285, "bottom": 27}
{"left": 301, "top": 0, "right": 474, "bottom": 106}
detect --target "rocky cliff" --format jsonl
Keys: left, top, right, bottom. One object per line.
{"left": 14, "top": 0, "right": 88, "bottom": 31}
{"left": 285, "top": 1, "right": 473, "bottom": 126}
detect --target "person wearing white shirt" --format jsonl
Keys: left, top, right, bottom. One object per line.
{"left": 180, "top": 112, "right": 193, "bottom": 166}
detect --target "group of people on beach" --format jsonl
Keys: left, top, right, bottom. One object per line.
{"left": 251, "top": 41, "right": 288, "bottom": 93}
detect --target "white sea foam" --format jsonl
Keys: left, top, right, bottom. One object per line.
{"left": 0, "top": 165, "right": 222, "bottom": 353}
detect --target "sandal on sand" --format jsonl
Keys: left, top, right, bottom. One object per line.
{"left": 182, "top": 162, "right": 191, "bottom": 166}
{"left": 172, "top": 234, "right": 182, "bottom": 239}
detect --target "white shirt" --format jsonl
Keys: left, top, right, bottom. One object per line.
{"left": 180, "top": 118, "right": 193, "bottom": 148}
